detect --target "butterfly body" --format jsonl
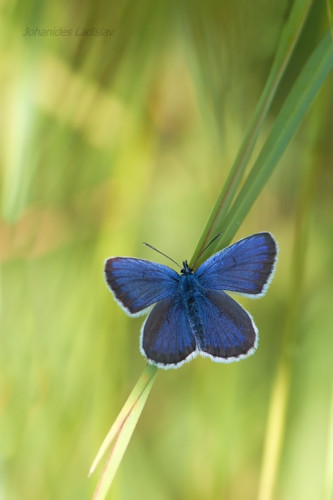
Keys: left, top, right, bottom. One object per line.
{"left": 105, "top": 232, "right": 278, "bottom": 369}
{"left": 174, "top": 267, "right": 205, "bottom": 345}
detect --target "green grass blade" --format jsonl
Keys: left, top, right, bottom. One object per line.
{"left": 258, "top": 124, "right": 323, "bottom": 499}
{"left": 191, "top": 0, "right": 314, "bottom": 264}
{"left": 257, "top": 359, "right": 291, "bottom": 500}
{"left": 90, "top": 364, "right": 158, "bottom": 499}
{"left": 328, "top": 0, "right": 333, "bottom": 41}
{"left": 215, "top": 29, "right": 333, "bottom": 252}
{"left": 323, "top": 382, "right": 333, "bottom": 500}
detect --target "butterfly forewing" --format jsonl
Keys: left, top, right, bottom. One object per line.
{"left": 104, "top": 257, "right": 179, "bottom": 315}
{"left": 196, "top": 232, "right": 277, "bottom": 296}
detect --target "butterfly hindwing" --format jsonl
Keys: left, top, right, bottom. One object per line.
{"left": 140, "top": 295, "right": 197, "bottom": 368}
{"left": 196, "top": 290, "right": 257, "bottom": 361}
{"left": 196, "top": 232, "right": 278, "bottom": 296}
{"left": 105, "top": 257, "right": 179, "bottom": 315}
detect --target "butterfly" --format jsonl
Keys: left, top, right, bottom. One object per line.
{"left": 104, "top": 232, "right": 278, "bottom": 369}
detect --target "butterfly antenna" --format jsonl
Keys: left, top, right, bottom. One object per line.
{"left": 192, "top": 232, "right": 223, "bottom": 268}
{"left": 143, "top": 242, "right": 181, "bottom": 268}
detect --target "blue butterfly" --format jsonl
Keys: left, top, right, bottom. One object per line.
{"left": 104, "top": 232, "right": 278, "bottom": 369}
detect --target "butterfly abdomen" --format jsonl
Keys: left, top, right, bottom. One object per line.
{"left": 180, "top": 274, "right": 206, "bottom": 348}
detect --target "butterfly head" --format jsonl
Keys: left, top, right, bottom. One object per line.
{"left": 180, "top": 260, "right": 193, "bottom": 276}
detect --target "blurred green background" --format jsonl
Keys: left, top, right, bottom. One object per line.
{"left": 1, "top": 1, "right": 333, "bottom": 499}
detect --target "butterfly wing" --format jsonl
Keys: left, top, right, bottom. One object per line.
{"left": 196, "top": 290, "right": 257, "bottom": 362}
{"left": 140, "top": 295, "right": 197, "bottom": 368}
{"left": 105, "top": 257, "right": 179, "bottom": 315}
{"left": 196, "top": 232, "right": 278, "bottom": 296}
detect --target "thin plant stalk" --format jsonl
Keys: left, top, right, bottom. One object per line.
{"left": 90, "top": 364, "right": 157, "bottom": 500}
{"left": 192, "top": 0, "right": 314, "bottom": 264}
{"left": 323, "top": 382, "right": 333, "bottom": 500}
{"left": 208, "top": 29, "right": 333, "bottom": 257}
{"left": 257, "top": 129, "right": 322, "bottom": 500}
